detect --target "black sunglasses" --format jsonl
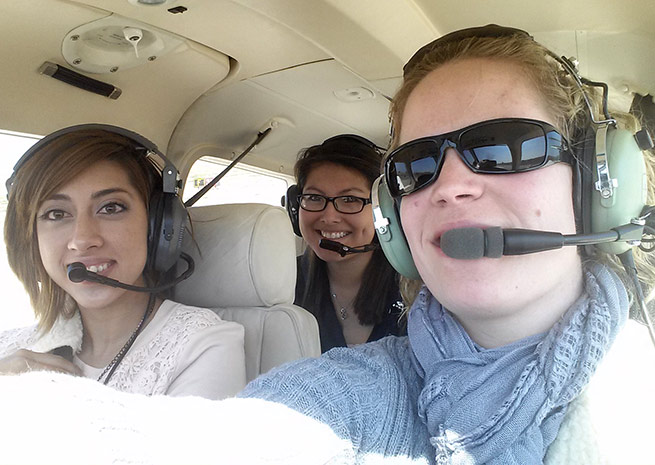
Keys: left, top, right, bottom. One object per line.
{"left": 384, "top": 118, "right": 571, "bottom": 198}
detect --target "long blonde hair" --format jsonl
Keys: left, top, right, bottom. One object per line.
{"left": 390, "top": 31, "right": 655, "bottom": 308}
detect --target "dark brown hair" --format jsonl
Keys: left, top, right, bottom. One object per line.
{"left": 295, "top": 135, "right": 399, "bottom": 326}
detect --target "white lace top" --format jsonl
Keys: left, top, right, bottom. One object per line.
{"left": 0, "top": 300, "right": 247, "bottom": 399}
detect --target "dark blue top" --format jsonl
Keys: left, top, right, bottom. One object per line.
{"left": 295, "top": 254, "right": 406, "bottom": 353}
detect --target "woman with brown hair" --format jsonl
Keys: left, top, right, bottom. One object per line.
{"left": 291, "top": 135, "right": 405, "bottom": 351}
{"left": 0, "top": 125, "right": 246, "bottom": 399}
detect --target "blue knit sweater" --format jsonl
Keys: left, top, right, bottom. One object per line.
{"left": 240, "top": 335, "right": 432, "bottom": 462}
{"left": 240, "top": 264, "right": 628, "bottom": 464}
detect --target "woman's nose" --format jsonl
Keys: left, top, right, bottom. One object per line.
{"left": 426, "top": 150, "right": 484, "bottom": 205}
{"left": 67, "top": 215, "right": 103, "bottom": 251}
{"left": 319, "top": 200, "right": 342, "bottom": 222}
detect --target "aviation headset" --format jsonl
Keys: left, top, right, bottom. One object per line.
{"left": 5, "top": 123, "right": 188, "bottom": 275}
{"left": 284, "top": 134, "right": 385, "bottom": 237}
{"left": 371, "top": 24, "right": 652, "bottom": 279}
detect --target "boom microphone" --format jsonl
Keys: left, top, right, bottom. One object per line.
{"left": 319, "top": 239, "right": 378, "bottom": 257}
{"left": 67, "top": 252, "right": 195, "bottom": 292}
{"left": 441, "top": 223, "right": 645, "bottom": 260}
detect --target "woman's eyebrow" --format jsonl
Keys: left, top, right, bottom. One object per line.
{"left": 91, "top": 187, "right": 132, "bottom": 199}
{"left": 44, "top": 193, "right": 71, "bottom": 202}
{"left": 304, "top": 186, "right": 368, "bottom": 195}
{"left": 43, "top": 187, "right": 133, "bottom": 202}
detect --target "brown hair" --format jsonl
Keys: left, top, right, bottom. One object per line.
{"left": 5, "top": 129, "right": 157, "bottom": 332}
{"left": 390, "top": 30, "right": 655, "bottom": 308}
{"left": 295, "top": 136, "right": 400, "bottom": 326}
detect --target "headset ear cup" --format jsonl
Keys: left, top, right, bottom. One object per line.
{"left": 574, "top": 125, "right": 595, "bottom": 235}
{"left": 147, "top": 189, "right": 163, "bottom": 272}
{"left": 148, "top": 191, "right": 188, "bottom": 273}
{"left": 285, "top": 184, "right": 302, "bottom": 237}
{"left": 371, "top": 176, "right": 421, "bottom": 279}
{"left": 590, "top": 126, "right": 647, "bottom": 254}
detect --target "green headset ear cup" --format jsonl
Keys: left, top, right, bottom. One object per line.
{"left": 371, "top": 176, "right": 421, "bottom": 280}
{"left": 591, "top": 126, "right": 647, "bottom": 254}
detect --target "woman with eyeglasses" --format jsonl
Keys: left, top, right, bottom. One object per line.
{"left": 2, "top": 24, "right": 654, "bottom": 465}
{"left": 292, "top": 136, "right": 406, "bottom": 351}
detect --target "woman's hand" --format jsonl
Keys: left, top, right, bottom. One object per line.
{"left": 0, "top": 349, "right": 81, "bottom": 376}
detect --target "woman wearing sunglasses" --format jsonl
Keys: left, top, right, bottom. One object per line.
{"left": 2, "top": 24, "right": 654, "bottom": 465}
{"left": 292, "top": 136, "right": 405, "bottom": 352}
{"left": 240, "top": 24, "right": 655, "bottom": 463}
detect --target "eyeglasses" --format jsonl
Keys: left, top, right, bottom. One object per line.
{"left": 298, "top": 194, "right": 371, "bottom": 214}
{"left": 384, "top": 118, "right": 571, "bottom": 198}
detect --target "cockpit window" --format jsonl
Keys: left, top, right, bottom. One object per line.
{"left": 0, "top": 130, "right": 40, "bottom": 331}
{"left": 183, "top": 156, "right": 292, "bottom": 207}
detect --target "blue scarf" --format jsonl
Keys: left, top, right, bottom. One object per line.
{"left": 408, "top": 263, "right": 627, "bottom": 464}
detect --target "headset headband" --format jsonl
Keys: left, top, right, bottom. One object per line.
{"left": 6, "top": 123, "right": 180, "bottom": 197}
{"left": 403, "top": 24, "right": 532, "bottom": 76}
{"left": 321, "top": 134, "right": 385, "bottom": 154}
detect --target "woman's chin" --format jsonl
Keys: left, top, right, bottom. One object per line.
{"left": 65, "top": 284, "right": 126, "bottom": 310}
{"left": 313, "top": 248, "right": 350, "bottom": 263}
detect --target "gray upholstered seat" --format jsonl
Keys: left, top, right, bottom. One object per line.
{"left": 175, "top": 203, "right": 320, "bottom": 382}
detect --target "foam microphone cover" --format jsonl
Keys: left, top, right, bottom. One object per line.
{"left": 441, "top": 227, "right": 485, "bottom": 259}
{"left": 319, "top": 239, "right": 345, "bottom": 254}
{"left": 441, "top": 227, "right": 505, "bottom": 259}
{"left": 485, "top": 227, "right": 504, "bottom": 258}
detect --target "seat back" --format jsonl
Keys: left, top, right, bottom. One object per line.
{"left": 175, "top": 203, "right": 320, "bottom": 382}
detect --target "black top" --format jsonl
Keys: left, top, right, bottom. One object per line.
{"left": 295, "top": 254, "right": 407, "bottom": 353}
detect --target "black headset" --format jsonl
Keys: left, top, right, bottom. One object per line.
{"left": 6, "top": 123, "right": 188, "bottom": 275}
{"left": 371, "top": 24, "right": 652, "bottom": 279}
{"left": 284, "top": 134, "right": 384, "bottom": 237}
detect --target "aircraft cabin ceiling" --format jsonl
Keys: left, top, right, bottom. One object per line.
{"left": 1, "top": 0, "right": 653, "bottom": 175}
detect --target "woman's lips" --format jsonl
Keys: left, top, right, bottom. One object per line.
{"left": 319, "top": 230, "right": 351, "bottom": 239}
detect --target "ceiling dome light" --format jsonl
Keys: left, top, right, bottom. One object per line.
{"left": 333, "top": 87, "right": 376, "bottom": 102}
{"left": 128, "top": 0, "right": 172, "bottom": 5}
{"left": 62, "top": 14, "right": 183, "bottom": 74}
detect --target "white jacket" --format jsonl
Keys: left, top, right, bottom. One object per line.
{"left": 0, "top": 300, "right": 247, "bottom": 399}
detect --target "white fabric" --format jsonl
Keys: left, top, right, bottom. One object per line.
{"left": 175, "top": 203, "right": 320, "bottom": 381}
{"left": 0, "top": 300, "right": 247, "bottom": 399}
{"left": 0, "top": 335, "right": 653, "bottom": 465}
{"left": 30, "top": 310, "right": 83, "bottom": 353}
{"left": 0, "top": 371, "right": 354, "bottom": 465}
{"left": 545, "top": 320, "right": 655, "bottom": 465}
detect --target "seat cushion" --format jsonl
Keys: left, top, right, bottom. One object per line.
{"left": 176, "top": 203, "right": 297, "bottom": 307}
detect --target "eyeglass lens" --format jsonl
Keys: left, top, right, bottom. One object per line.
{"left": 300, "top": 195, "right": 366, "bottom": 213}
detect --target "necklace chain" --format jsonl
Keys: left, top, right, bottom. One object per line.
{"left": 330, "top": 290, "right": 352, "bottom": 321}
{"left": 96, "top": 296, "right": 154, "bottom": 384}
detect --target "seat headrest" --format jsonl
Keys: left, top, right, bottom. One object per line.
{"left": 175, "top": 203, "right": 296, "bottom": 308}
